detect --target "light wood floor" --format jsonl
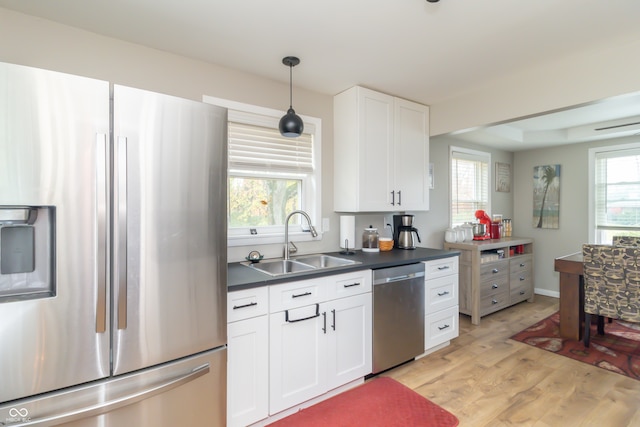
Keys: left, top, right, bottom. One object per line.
{"left": 383, "top": 295, "right": 640, "bottom": 427}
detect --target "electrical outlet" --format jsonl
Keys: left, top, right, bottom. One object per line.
{"left": 383, "top": 215, "right": 393, "bottom": 228}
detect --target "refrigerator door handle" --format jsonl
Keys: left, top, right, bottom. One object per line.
{"left": 95, "top": 134, "right": 108, "bottom": 333}
{"left": 115, "top": 136, "right": 128, "bottom": 330}
{"left": 16, "top": 364, "right": 210, "bottom": 427}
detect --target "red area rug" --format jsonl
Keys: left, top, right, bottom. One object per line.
{"left": 269, "top": 377, "right": 459, "bottom": 427}
{"left": 511, "top": 311, "right": 640, "bottom": 380}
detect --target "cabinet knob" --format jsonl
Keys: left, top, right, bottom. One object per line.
{"left": 491, "top": 283, "right": 498, "bottom": 289}
{"left": 519, "top": 276, "right": 525, "bottom": 281}
{"left": 520, "top": 263, "right": 526, "bottom": 267}
{"left": 492, "top": 299, "right": 498, "bottom": 305}
{"left": 492, "top": 268, "right": 499, "bottom": 274}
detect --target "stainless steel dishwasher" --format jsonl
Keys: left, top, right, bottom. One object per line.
{"left": 372, "top": 262, "right": 425, "bottom": 374}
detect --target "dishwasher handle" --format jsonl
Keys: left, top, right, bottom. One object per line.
{"left": 374, "top": 270, "right": 424, "bottom": 285}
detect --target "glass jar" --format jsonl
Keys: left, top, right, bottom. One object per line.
{"left": 362, "top": 226, "right": 379, "bottom": 252}
{"left": 502, "top": 219, "right": 512, "bottom": 237}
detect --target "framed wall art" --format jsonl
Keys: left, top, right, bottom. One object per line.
{"left": 533, "top": 164, "right": 560, "bottom": 229}
{"left": 495, "top": 162, "right": 511, "bottom": 192}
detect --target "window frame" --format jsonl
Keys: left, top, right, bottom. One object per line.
{"left": 588, "top": 141, "right": 640, "bottom": 243}
{"left": 450, "top": 146, "right": 491, "bottom": 228}
{"left": 203, "top": 95, "right": 322, "bottom": 247}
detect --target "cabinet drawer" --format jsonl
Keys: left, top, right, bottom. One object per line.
{"left": 510, "top": 255, "right": 533, "bottom": 275}
{"left": 269, "top": 277, "right": 326, "bottom": 313}
{"left": 510, "top": 280, "right": 533, "bottom": 303}
{"left": 425, "top": 305, "right": 459, "bottom": 350}
{"left": 328, "top": 270, "right": 372, "bottom": 300}
{"left": 480, "top": 275, "right": 509, "bottom": 298}
{"left": 423, "top": 256, "right": 459, "bottom": 279}
{"left": 480, "top": 259, "right": 509, "bottom": 281}
{"left": 480, "top": 291, "right": 509, "bottom": 316}
{"left": 425, "top": 275, "right": 458, "bottom": 312}
{"left": 228, "top": 286, "right": 269, "bottom": 322}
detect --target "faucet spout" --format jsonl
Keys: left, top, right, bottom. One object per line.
{"left": 284, "top": 210, "right": 318, "bottom": 260}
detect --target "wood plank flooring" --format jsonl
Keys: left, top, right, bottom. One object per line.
{"left": 383, "top": 296, "right": 640, "bottom": 427}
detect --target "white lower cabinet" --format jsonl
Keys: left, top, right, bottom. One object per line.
{"left": 227, "top": 287, "right": 269, "bottom": 427}
{"left": 423, "top": 256, "right": 459, "bottom": 352}
{"left": 228, "top": 270, "right": 372, "bottom": 425}
{"left": 269, "top": 271, "right": 372, "bottom": 414}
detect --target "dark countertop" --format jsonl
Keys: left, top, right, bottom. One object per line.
{"left": 228, "top": 247, "right": 460, "bottom": 291}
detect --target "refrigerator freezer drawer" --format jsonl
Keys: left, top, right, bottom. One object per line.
{"left": 0, "top": 347, "right": 226, "bottom": 427}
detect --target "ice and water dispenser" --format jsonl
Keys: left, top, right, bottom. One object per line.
{"left": 0, "top": 206, "right": 55, "bottom": 301}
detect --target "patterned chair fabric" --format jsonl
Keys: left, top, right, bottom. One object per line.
{"left": 612, "top": 235, "right": 640, "bottom": 247}
{"left": 582, "top": 244, "right": 640, "bottom": 324}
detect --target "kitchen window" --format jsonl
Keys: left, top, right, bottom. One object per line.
{"left": 203, "top": 96, "right": 321, "bottom": 246}
{"left": 589, "top": 142, "right": 640, "bottom": 243}
{"left": 450, "top": 147, "right": 490, "bottom": 227}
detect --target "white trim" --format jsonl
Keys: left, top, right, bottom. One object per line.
{"left": 588, "top": 141, "right": 640, "bottom": 243}
{"left": 203, "top": 94, "right": 322, "bottom": 247}
{"left": 449, "top": 146, "right": 492, "bottom": 227}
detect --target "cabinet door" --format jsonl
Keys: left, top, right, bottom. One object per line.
{"left": 357, "top": 88, "right": 395, "bottom": 211}
{"left": 393, "top": 98, "right": 429, "bottom": 211}
{"left": 227, "top": 316, "right": 269, "bottom": 427}
{"left": 326, "top": 293, "right": 372, "bottom": 390}
{"left": 269, "top": 304, "right": 327, "bottom": 414}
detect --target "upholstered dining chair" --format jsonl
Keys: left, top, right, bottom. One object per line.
{"left": 613, "top": 235, "right": 640, "bottom": 247}
{"left": 582, "top": 244, "right": 640, "bottom": 347}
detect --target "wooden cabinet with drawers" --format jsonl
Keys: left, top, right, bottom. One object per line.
{"left": 444, "top": 237, "right": 534, "bottom": 325}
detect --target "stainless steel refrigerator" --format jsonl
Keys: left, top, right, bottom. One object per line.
{"left": 0, "top": 62, "right": 227, "bottom": 426}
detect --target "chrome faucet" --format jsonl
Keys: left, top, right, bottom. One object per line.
{"left": 284, "top": 210, "right": 318, "bottom": 260}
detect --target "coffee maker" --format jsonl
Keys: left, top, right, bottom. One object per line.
{"left": 393, "top": 214, "right": 421, "bottom": 250}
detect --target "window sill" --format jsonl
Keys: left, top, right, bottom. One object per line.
{"left": 227, "top": 231, "right": 321, "bottom": 247}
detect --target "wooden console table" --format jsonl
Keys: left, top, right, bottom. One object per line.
{"left": 444, "top": 237, "right": 534, "bottom": 325}
{"left": 554, "top": 252, "right": 584, "bottom": 340}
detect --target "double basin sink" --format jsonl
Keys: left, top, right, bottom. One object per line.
{"left": 243, "top": 254, "right": 361, "bottom": 277}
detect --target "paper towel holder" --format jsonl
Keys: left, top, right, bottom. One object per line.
{"left": 339, "top": 239, "right": 355, "bottom": 255}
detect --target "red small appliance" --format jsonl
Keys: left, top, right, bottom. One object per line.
{"left": 474, "top": 210, "right": 492, "bottom": 240}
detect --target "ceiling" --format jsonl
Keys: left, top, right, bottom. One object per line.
{"left": 1, "top": 0, "right": 640, "bottom": 151}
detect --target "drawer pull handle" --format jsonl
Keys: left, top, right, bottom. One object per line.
{"left": 491, "top": 283, "right": 498, "bottom": 289}
{"left": 519, "top": 276, "right": 525, "bottom": 281}
{"left": 292, "top": 291, "right": 312, "bottom": 298}
{"left": 343, "top": 282, "right": 360, "bottom": 288}
{"left": 322, "top": 311, "right": 327, "bottom": 333}
{"left": 331, "top": 309, "right": 336, "bottom": 330}
{"left": 437, "top": 266, "right": 450, "bottom": 270}
{"left": 520, "top": 263, "right": 526, "bottom": 267}
{"left": 285, "top": 304, "right": 320, "bottom": 323}
{"left": 437, "top": 291, "right": 450, "bottom": 296}
{"left": 492, "top": 268, "right": 499, "bottom": 274}
{"left": 492, "top": 299, "right": 498, "bottom": 305}
{"left": 233, "top": 301, "right": 257, "bottom": 310}
{"left": 438, "top": 324, "right": 451, "bottom": 331}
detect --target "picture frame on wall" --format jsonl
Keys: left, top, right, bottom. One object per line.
{"left": 533, "top": 164, "right": 560, "bottom": 229}
{"left": 495, "top": 162, "right": 511, "bottom": 192}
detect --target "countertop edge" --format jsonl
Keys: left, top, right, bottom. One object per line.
{"left": 228, "top": 247, "right": 460, "bottom": 291}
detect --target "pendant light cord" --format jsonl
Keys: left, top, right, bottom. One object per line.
{"left": 289, "top": 64, "right": 293, "bottom": 109}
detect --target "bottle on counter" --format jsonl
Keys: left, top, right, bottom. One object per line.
{"left": 503, "top": 219, "right": 512, "bottom": 237}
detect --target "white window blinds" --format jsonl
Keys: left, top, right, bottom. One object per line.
{"left": 451, "top": 149, "right": 490, "bottom": 227}
{"left": 228, "top": 121, "right": 314, "bottom": 173}
{"left": 594, "top": 148, "right": 640, "bottom": 232}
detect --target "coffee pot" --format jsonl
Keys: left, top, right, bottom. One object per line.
{"left": 393, "top": 214, "right": 421, "bottom": 250}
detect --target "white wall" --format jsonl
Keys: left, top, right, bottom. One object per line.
{"left": 0, "top": 8, "right": 338, "bottom": 262}
{"left": 514, "top": 135, "right": 640, "bottom": 296}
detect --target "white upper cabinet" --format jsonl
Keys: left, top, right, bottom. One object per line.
{"left": 334, "top": 86, "right": 430, "bottom": 212}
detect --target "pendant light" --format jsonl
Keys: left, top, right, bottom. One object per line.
{"left": 279, "top": 56, "right": 304, "bottom": 138}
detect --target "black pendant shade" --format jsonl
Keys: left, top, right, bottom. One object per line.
{"left": 279, "top": 56, "right": 304, "bottom": 138}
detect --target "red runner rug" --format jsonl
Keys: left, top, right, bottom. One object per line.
{"left": 269, "top": 377, "right": 459, "bottom": 427}
{"left": 511, "top": 311, "right": 640, "bottom": 380}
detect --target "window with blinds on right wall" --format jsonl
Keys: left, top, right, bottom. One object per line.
{"left": 590, "top": 143, "right": 640, "bottom": 244}
{"left": 450, "top": 147, "right": 491, "bottom": 228}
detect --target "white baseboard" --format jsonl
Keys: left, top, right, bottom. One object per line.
{"left": 534, "top": 288, "right": 559, "bottom": 298}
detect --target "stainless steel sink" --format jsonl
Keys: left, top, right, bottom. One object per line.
{"left": 246, "top": 259, "right": 315, "bottom": 276}
{"left": 243, "top": 254, "right": 360, "bottom": 276}
{"left": 293, "top": 254, "right": 360, "bottom": 269}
